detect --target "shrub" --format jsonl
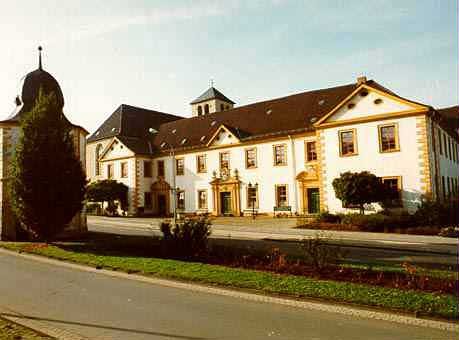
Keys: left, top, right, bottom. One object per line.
{"left": 300, "top": 232, "right": 346, "bottom": 272}
{"left": 316, "top": 211, "right": 341, "bottom": 224}
{"left": 413, "top": 197, "right": 459, "bottom": 228}
{"left": 160, "top": 218, "right": 211, "bottom": 259}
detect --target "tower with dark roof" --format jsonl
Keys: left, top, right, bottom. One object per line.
{"left": 0, "top": 47, "right": 89, "bottom": 240}
{"left": 190, "top": 86, "right": 235, "bottom": 116}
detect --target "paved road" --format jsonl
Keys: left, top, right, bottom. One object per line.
{"left": 0, "top": 251, "right": 454, "bottom": 340}
{"left": 88, "top": 216, "right": 459, "bottom": 269}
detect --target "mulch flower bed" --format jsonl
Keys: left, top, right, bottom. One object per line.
{"left": 205, "top": 248, "right": 458, "bottom": 296}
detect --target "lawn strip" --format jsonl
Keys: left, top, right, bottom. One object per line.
{"left": 1, "top": 242, "right": 457, "bottom": 320}
{"left": 339, "top": 262, "right": 458, "bottom": 280}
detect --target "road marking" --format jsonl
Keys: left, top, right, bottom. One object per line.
{"left": 0, "top": 247, "right": 457, "bottom": 334}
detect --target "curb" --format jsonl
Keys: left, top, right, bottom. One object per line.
{"left": 0, "top": 247, "right": 457, "bottom": 335}
{"left": 0, "top": 306, "right": 88, "bottom": 340}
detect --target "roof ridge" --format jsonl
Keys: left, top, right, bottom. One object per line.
{"left": 160, "top": 82, "right": 358, "bottom": 129}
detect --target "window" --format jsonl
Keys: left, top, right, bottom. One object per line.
{"left": 197, "top": 106, "right": 202, "bottom": 116}
{"left": 438, "top": 130, "right": 443, "bottom": 155}
{"left": 442, "top": 176, "right": 446, "bottom": 200}
{"left": 339, "top": 129, "right": 357, "bottom": 156}
{"left": 196, "top": 154, "right": 207, "bottom": 173}
{"left": 305, "top": 141, "right": 317, "bottom": 162}
{"left": 245, "top": 148, "right": 257, "bottom": 169}
{"left": 273, "top": 144, "right": 287, "bottom": 166}
{"left": 144, "top": 161, "right": 152, "bottom": 178}
{"left": 378, "top": 124, "right": 399, "bottom": 152}
{"left": 247, "top": 186, "right": 259, "bottom": 208}
{"left": 120, "top": 162, "right": 128, "bottom": 178}
{"left": 204, "top": 104, "right": 209, "bottom": 114}
{"left": 157, "top": 160, "right": 165, "bottom": 177}
{"left": 177, "top": 191, "right": 185, "bottom": 210}
{"left": 107, "top": 164, "right": 113, "bottom": 179}
{"left": 275, "top": 185, "right": 288, "bottom": 207}
{"left": 95, "top": 144, "right": 103, "bottom": 176}
{"left": 448, "top": 177, "right": 452, "bottom": 196}
{"left": 220, "top": 104, "right": 224, "bottom": 111}
{"left": 198, "top": 190, "right": 207, "bottom": 209}
{"left": 381, "top": 177, "right": 402, "bottom": 207}
{"left": 444, "top": 134, "right": 448, "bottom": 159}
{"left": 144, "top": 192, "right": 152, "bottom": 209}
{"left": 176, "top": 158, "right": 184, "bottom": 176}
{"left": 448, "top": 138, "right": 452, "bottom": 161}
{"left": 219, "top": 152, "right": 230, "bottom": 172}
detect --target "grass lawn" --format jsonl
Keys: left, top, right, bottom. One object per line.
{"left": 1, "top": 240, "right": 457, "bottom": 321}
{"left": 0, "top": 317, "right": 53, "bottom": 340}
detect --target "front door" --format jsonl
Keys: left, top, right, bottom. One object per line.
{"left": 220, "top": 192, "right": 232, "bottom": 215}
{"left": 307, "top": 188, "right": 320, "bottom": 214}
{"left": 157, "top": 194, "right": 167, "bottom": 216}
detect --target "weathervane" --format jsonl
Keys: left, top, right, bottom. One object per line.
{"left": 38, "top": 46, "right": 43, "bottom": 70}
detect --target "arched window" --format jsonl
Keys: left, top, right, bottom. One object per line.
{"left": 220, "top": 104, "right": 224, "bottom": 111}
{"left": 95, "top": 144, "right": 102, "bottom": 176}
{"left": 197, "top": 105, "right": 202, "bottom": 116}
{"left": 204, "top": 104, "right": 209, "bottom": 114}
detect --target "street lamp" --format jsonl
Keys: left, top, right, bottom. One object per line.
{"left": 248, "top": 182, "right": 258, "bottom": 220}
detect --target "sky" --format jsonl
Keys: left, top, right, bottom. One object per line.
{"left": 0, "top": 0, "right": 457, "bottom": 133}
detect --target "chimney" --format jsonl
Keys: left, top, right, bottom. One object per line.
{"left": 357, "top": 76, "right": 367, "bottom": 85}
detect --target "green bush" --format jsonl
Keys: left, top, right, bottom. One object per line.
{"left": 160, "top": 218, "right": 211, "bottom": 259}
{"left": 340, "top": 212, "right": 416, "bottom": 232}
{"left": 316, "top": 211, "right": 341, "bottom": 224}
{"left": 413, "top": 197, "right": 459, "bottom": 228}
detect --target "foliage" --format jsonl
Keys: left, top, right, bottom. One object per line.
{"left": 316, "top": 211, "right": 341, "bottom": 223}
{"left": 413, "top": 196, "right": 459, "bottom": 228}
{"left": 86, "top": 180, "right": 129, "bottom": 215}
{"left": 160, "top": 218, "right": 212, "bottom": 259}
{"left": 300, "top": 232, "right": 346, "bottom": 272}
{"left": 332, "top": 171, "right": 389, "bottom": 214}
{"left": 9, "top": 90, "right": 86, "bottom": 241}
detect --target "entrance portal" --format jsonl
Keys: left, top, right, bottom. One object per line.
{"left": 157, "top": 194, "right": 167, "bottom": 216}
{"left": 307, "top": 188, "right": 320, "bottom": 214}
{"left": 220, "top": 192, "right": 232, "bottom": 215}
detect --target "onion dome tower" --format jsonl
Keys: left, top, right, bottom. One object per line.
{"left": 8, "top": 46, "right": 65, "bottom": 122}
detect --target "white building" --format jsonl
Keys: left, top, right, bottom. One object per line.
{"left": 0, "top": 48, "right": 88, "bottom": 240}
{"left": 87, "top": 77, "right": 459, "bottom": 217}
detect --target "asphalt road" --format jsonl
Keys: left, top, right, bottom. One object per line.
{"left": 88, "top": 216, "right": 458, "bottom": 269}
{"left": 0, "top": 251, "right": 454, "bottom": 340}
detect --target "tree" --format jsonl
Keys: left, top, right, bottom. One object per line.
{"left": 86, "top": 180, "right": 128, "bottom": 215}
{"left": 332, "top": 171, "right": 388, "bottom": 214}
{"left": 10, "top": 90, "right": 87, "bottom": 241}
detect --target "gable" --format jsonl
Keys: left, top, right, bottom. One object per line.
{"left": 100, "top": 138, "right": 135, "bottom": 161}
{"left": 315, "top": 85, "right": 428, "bottom": 126}
{"left": 206, "top": 125, "right": 240, "bottom": 147}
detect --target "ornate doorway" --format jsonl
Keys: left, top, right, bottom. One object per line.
{"left": 220, "top": 192, "right": 232, "bottom": 215}
{"left": 210, "top": 170, "right": 241, "bottom": 216}
{"left": 296, "top": 165, "right": 320, "bottom": 215}
{"left": 151, "top": 178, "right": 171, "bottom": 216}
{"left": 307, "top": 188, "right": 320, "bottom": 214}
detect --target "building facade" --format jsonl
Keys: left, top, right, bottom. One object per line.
{"left": 0, "top": 49, "right": 88, "bottom": 240}
{"left": 87, "top": 77, "right": 459, "bottom": 217}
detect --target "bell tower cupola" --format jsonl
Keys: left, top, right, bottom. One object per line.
{"left": 190, "top": 82, "right": 235, "bottom": 117}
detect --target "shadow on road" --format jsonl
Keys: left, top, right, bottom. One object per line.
{"left": 1, "top": 313, "right": 211, "bottom": 340}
